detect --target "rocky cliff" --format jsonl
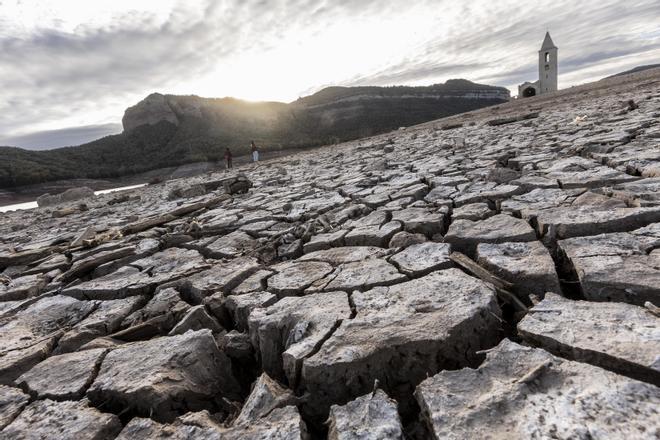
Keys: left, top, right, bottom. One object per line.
{"left": 119, "top": 80, "right": 511, "bottom": 148}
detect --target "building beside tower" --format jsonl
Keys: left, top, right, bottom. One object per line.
{"left": 518, "top": 32, "right": 558, "bottom": 98}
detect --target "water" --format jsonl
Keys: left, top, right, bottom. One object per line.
{"left": 0, "top": 183, "right": 147, "bottom": 213}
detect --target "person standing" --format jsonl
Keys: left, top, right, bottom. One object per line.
{"left": 224, "top": 148, "right": 233, "bottom": 170}
{"left": 251, "top": 140, "right": 259, "bottom": 163}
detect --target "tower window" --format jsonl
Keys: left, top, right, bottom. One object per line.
{"left": 545, "top": 52, "right": 550, "bottom": 62}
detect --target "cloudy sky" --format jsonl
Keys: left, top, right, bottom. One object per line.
{"left": 1, "top": 0, "right": 659, "bottom": 149}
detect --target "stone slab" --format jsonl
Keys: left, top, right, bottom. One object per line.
{"left": 1, "top": 399, "right": 122, "bottom": 440}
{"left": 415, "top": 339, "right": 660, "bottom": 440}
{"left": 476, "top": 241, "right": 561, "bottom": 298}
{"left": 87, "top": 329, "right": 240, "bottom": 421}
{"left": 519, "top": 292, "right": 660, "bottom": 385}
{"left": 301, "top": 269, "right": 501, "bottom": 419}
{"left": 328, "top": 389, "right": 403, "bottom": 440}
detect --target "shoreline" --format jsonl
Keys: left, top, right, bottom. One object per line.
{"left": 0, "top": 146, "right": 318, "bottom": 208}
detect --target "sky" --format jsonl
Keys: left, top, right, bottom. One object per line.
{"left": 1, "top": 0, "right": 659, "bottom": 150}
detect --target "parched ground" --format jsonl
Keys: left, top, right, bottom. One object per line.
{"left": 1, "top": 68, "right": 659, "bottom": 439}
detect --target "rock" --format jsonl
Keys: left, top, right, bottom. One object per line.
{"left": 117, "top": 406, "right": 308, "bottom": 439}
{"left": 344, "top": 221, "right": 402, "bottom": 247}
{"left": 415, "top": 339, "right": 660, "bottom": 440}
{"left": 175, "top": 256, "right": 261, "bottom": 302}
{"left": 62, "top": 248, "right": 208, "bottom": 300}
{"left": 223, "top": 175, "right": 253, "bottom": 195}
{"left": 286, "top": 192, "right": 346, "bottom": 221}
{"left": 175, "top": 409, "right": 224, "bottom": 429}
{"left": 168, "top": 184, "right": 207, "bottom": 200}
{"left": 61, "top": 245, "right": 137, "bottom": 282}
{"left": 122, "top": 92, "right": 179, "bottom": 132}
{"left": 424, "top": 186, "right": 456, "bottom": 206}
{"left": 204, "top": 231, "right": 257, "bottom": 258}
{"left": 114, "top": 417, "right": 220, "bottom": 440}
{"left": 444, "top": 214, "right": 537, "bottom": 257}
{"left": 0, "top": 295, "right": 96, "bottom": 384}
{"left": 221, "top": 330, "right": 254, "bottom": 360}
{"left": 120, "top": 287, "right": 190, "bottom": 329}
{"left": 486, "top": 112, "right": 538, "bottom": 126}
{"left": 301, "top": 269, "right": 501, "bottom": 419}
{"left": 609, "top": 177, "right": 660, "bottom": 207}
{"left": 390, "top": 207, "right": 446, "bottom": 236}
{"left": 36, "top": 186, "right": 95, "bottom": 207}
{"left": 16, "top": 348, "right": 106, "bottom": 399}
{"left": 389, "top": 242, "right": 452, "bottom": 277}
{"left": 387, "top": 231, "right": 427, "bottom": 248}
{"left": 486, "top": 167, "right": 520, "bottom": 183}
{"left": 534, "top": 206, "right": 660, "bottom": 242}
{"left": 297, "top": 246, "right": 389, "bottom": 265}
{"left": 70, "top": 226, "right": 96, "bottom": 247}
{"left": 20, "top": 252, "right": 69, "bottom": 276}
{"left": 222, "top": 406, "right": 309, "bottom": 439}
{"left": 57, "top": 296, "right": 147, "bottom": 353}
{"left": 558, "top": 225, "right": 660, "bottom": 305}
{"left": 452, "top": 202, "right": 494, "bottom": 221}
{"left": 233, "top": 269, "right": 274, "bottom": 295}
{"left": 544, "top": 163, "right": 638, "bottom": 189}
{"left": 267, "top": 261, "right": 334, "bottom": 296}
{"left": 224, "top": 291, "right": 277, "bottom": 331}
{"left": 500, "top": 187, "right": 585, "bottom": 216}
{"left": 278, "top": 239, "right": 302, "bottom": 260}
{"left": 234, "top": 373, "right": 297, "bottom": 425}
{"left": 0, "top": 273, "right": 48, "bottom": 302}
{"left": 328, "top": 389, "right": 403, "bottom": 440}
{"left": 389, "top": 182, "right": 429, "bottom": 201}
{"left": 453, "top": 183, "right": 523, "bottom": 207}
{"left": 168, "top": 305, "right": 223, "bottom": 335}
{"left": 87, "top": 329, "right": 240, "bottom": 421}
{"left": 572, "top": 190, "right": 626, "bottom": 208}
{"left": 0, "top": 385, "right": 29, "bottom": 430}
{"left": 1, "top": 399, "right": 122, "bottom": 440}
{"left": 476, "top": 241, "right": 561, "bottom": 298}
{"left": 0, "top": 246, "right": 57, "bottom": 270}
{"left": 199, "top": 211, "right": 241, "bottom": 234}
{"left": 249, "top": 291, "right": 351, "bottom": 385}
{"left": 519, "top": 293, "right": 660, "bottom": 385}
{"left": 307, "top": 258, "right": 407, "bottom": 292}
{"left": 303, "top": 230, "right": 347, "bottom": 253}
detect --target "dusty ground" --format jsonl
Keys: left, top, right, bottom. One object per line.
{"left": 0, "top": 67, "right": 659, "bottom": 439}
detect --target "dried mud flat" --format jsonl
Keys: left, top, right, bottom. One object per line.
{"left": 1, "top": 68, "right": 660, "bottom": 439}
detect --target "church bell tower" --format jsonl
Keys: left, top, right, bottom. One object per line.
{"left": 538, "top": 32, "right": 558, "bottom": 94}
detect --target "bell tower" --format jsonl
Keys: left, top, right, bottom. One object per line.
{"left": 538, "top": 32, "right": 558, "bottom": 94}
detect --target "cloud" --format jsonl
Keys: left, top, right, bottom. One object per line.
{"left": 0, "top": 123, "right": 122, "bottom": 150}
{"left": 1, "top": 0, "right": 658, "bottom": 149}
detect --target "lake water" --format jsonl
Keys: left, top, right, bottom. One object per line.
{"left": 0, "top": 183, "right": 147, "bottom": 213}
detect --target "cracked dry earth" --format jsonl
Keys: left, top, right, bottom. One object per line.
{"left": 2, "top": 69, "right": 660, "bottom": 440}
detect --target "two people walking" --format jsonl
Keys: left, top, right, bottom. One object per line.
{"left": 223, "top": 141, "right": 260, "bottom": 171}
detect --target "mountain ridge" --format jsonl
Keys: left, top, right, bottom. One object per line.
{"left": 1, "top": 79, "right": 509, "bottom": 188}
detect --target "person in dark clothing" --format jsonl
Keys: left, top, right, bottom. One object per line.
{"left": 224, "top": 148, "right": 233, "bottom": 169}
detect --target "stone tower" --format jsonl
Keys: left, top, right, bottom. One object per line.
{"left": 538, "top": 32, "right": 558, "bottom": 94}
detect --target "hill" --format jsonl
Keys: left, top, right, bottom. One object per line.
{"left": 606, "top": 64, "right": 660, "bottom": 79}
{"left": 0, "top": 80, "right": 509, "bottom": 188}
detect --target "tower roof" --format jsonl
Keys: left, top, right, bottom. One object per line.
{"left": 540, "top": 32, "right": 557, "bottom": 50}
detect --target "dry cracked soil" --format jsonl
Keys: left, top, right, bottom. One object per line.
{"left": 1, "top": 68, "right": 660, "bottom": 439}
